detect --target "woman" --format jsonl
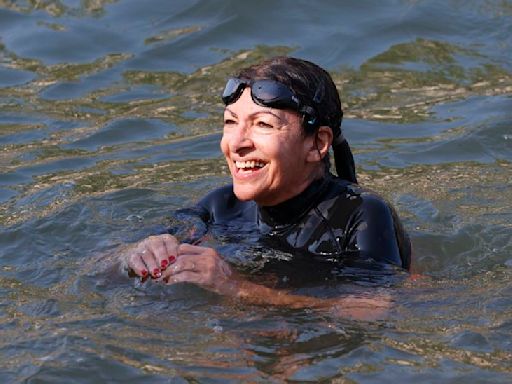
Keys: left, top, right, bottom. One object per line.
{"left": 126, "top": 57, "right": 411, "bottom": 318}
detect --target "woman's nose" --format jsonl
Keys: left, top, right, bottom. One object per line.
{"left": 229, "top": 124, "right": 253, "bottom": 152}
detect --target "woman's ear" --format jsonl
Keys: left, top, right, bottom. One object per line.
{"left": 306, "top": 126, "right": 333, "bottom": 163}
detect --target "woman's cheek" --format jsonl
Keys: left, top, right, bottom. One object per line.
{"left": 220, "top": 136, "right": 230, "bottom": 156}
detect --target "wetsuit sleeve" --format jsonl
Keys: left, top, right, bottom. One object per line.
{"left": 167, "top": 205, "right": 209, "bottom": 243}
{"left": 344, "top": 195, "right": 404, "bottom": 267}
{"left": 163, "top": 190, "right": 216, "bottom": 243}
{"left": 164, "top": 185, "right": 236, "bottom": 243}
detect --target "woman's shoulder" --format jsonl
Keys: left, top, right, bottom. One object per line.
{"left": 325, "top": 175, "right": 411, "bottom": 269}
{"left": 321, "top": 176, "right": 404, "bottom": 237}
{"left": 324, "top": 175, "right": 392, "bottom": 210}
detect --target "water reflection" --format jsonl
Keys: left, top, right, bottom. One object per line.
{"left": 0, "top": 0, "right": 118, "bottom": 17}
{"left": 1, "top": 0, "right": 512, "bottom": 381}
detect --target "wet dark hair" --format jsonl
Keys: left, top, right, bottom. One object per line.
{"left": 234, "top": 56, "right": 357, "bottom": 184}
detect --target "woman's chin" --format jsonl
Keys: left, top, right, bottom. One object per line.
{"left": 233, "top": 184, "right": 263, "bottom": 202}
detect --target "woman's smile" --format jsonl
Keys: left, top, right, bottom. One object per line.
{"left": 235, "top": 159, "right": 267, "bottom": 171}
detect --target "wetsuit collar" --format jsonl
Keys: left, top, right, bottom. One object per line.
{"left": 258, "top": 174, "right": 331, "bottom": 227}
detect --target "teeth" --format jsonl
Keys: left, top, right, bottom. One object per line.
{"left": 235, "top": 160, "right": 265, "bottom": 169}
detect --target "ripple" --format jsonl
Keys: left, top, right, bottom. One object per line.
{"left": 1, "top": 1, "right": 512, "bottom": 382}
{"left": 0, "top": 66, "right": 37, "bottom": 88}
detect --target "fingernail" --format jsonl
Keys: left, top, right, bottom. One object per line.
{"left": 141, "top": 269, "right": 148, "bottom": 277}
{"left": 153, "top": 268, "right": 161, "bottom": 278}
{"left": 168, "top": 255, "right": 176, "bottom": 264}
{"left": 161, "top": 260, "right": 168, "bottom": 269}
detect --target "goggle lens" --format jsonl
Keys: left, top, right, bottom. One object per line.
{"left": 222, "top": 78, "right": 300, "bottom": 111}
{"left": 221, "top": 78, "right": 245, "bottom": 105}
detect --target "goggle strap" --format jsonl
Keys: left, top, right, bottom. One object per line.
{"left": 300, "top": 105, "right": 317, "bottom": 117}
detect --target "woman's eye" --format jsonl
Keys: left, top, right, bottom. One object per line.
{"left": 224, "top": 118, "right": 236, "bottom": 125}
{"left": 256, "top": 121, "right": 273, "bottom": 128}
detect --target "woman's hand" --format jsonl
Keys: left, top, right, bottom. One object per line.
{"left": 160, "top": 243, "right": 235, "bottom": 295}
{"left": 127, "top": 234, "right": 179, "bottom": 279}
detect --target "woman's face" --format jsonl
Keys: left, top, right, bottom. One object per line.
{"left": 221, "top": 88, "right": 317, "bottom": 206}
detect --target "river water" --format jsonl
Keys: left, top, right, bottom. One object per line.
{"left": 1, "top": 0, "right": 511, "bottom": 382}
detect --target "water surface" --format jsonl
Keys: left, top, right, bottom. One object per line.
{"left": 1, "top": 0, "right": 511, "bottom": 382}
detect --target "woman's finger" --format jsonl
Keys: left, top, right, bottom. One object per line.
{"left": 138, "top": 248, "right": 160, "bottom": 278}
{"left": 161, "top": 234, "right": 179, "bottom": 265}
{"left": 178, "top": 243, "right": 213, "bottom": 255}
{"left": 160, "top": 254, "right": 202, "bottom": 280}
{"left": 127, "top": 251, "right": 150, "bottom": 278}
{"left": 144, "top": 236, "right": 170, "bottom": 271}
{"left": 163, "top": 270, "right": 202, "bottom": 285}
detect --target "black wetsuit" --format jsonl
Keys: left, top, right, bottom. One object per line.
{"left": 170, "top": 173, "right": 411, "bottom": 283}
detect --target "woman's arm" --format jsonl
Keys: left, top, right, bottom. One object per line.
{"left": 126, "top": 237, "right": 392, "bottom": 321}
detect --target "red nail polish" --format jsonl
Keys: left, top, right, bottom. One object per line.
{"left": 141, "top": 269, "right": 148, "bottom": 277}
{"left": 153, "top": 268, "right": 161, "bottom": 278}
{"left": 169, "top": 255, "right": 176, "bottom": 263}
{"left": 161, "top": 260, "right": 168, "bottom": 269}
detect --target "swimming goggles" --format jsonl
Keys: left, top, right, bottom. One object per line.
{"left": 221, "top": 78, "right": 318, "bottom": 121}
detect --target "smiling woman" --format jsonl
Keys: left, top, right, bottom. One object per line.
{"left": 125, "top": 56, "right": 412, "bottom": 320}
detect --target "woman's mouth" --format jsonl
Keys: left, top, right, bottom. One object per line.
{"left": 234, "top": 160, "right": 267, "bottom": 175}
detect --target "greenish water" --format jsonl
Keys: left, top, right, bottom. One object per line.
{"left": 1, "top": 0, "right": 511, "bottom": 382}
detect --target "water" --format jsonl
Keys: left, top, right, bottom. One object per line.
{"left": 1, "top": 0, "right": 511, "bottom": 382}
